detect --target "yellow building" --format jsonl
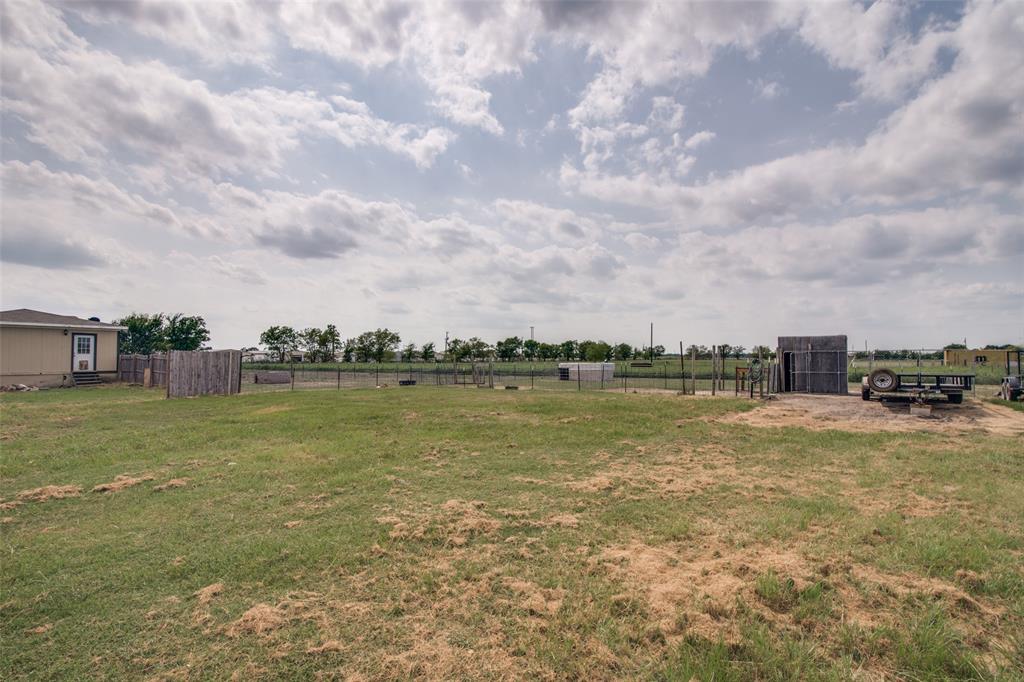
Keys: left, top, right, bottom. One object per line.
{"left": 0, "top": 309, "right": 125, "bottom": 387}
{"left": 943, "top": 348, "right": 1017, "bottom": 367}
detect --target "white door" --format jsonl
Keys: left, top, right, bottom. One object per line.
{"left": 72, "top": 334, "right": 94, "bottom": 372}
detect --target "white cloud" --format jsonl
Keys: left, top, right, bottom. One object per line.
{"left": 1, "top": 1, "right": 454, "bottom": 176}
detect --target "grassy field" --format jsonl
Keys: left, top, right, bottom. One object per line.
{"left": 2, "top": 387, "right": 1022, "bottom": 680}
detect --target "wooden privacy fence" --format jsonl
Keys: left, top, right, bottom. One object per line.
{"left": 167, "top": 350, "right": 242, "bottom": 398}
{"left": 118, "top": 354, "right": 169, "bottom": 387}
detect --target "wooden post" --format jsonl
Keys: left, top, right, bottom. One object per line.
{"left": 691, "top": 347, "right": 696, "bottom": 395}
{"left": 711, "top": 346, "right": 717, "bottom": 396}
{"left": 577, "top": 363, "right": 581, "bottom": 391}
{"left": 679, "top": 342, "right": 685, "bottom": 393}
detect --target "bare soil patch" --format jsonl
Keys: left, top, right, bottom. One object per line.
{"left": 92, "top": 474, "right": 155, "bottom": 493}
{"left": 716, "top": 394, "right": 1024, "bottom": 435}
{"left": 153, "top": 478, "right": 190, "bottom": 492}
{"left": 14, "top": 484, "right": 83, "bottom": 504}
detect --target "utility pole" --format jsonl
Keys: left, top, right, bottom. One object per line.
{"left": 530, "top": 326, "right": 534, "bottom": 341}
{"left": 650, "top": 322, "right": 654, "bottom": 362}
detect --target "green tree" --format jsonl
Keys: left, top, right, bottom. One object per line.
{"left": 522, "top": 339, "right": 540, "bottom": 361}
{"left": 115, "top": 313, "right": 166, "bottom": 354}
{"left": 613, "top": 343, "right": 633, "bottom": 360}
{"left": 732, "top": 345, "right": 746, "bottom": 359}
{"left": 447, "top": 338, "right": 470, "bottom": 362}
{"left": 351, "top": 329, "right": 401, "bottom": 362}
{"left": 538, "top": 343, "right": 559, "bottom": 360}
{"left": 577, "top": 340, "right": 595, "bottom": 361}
{"left": 341, "top": 338, "right": 355, "bottom": 362}
{"left": 421, "top": 342, "right": 436, "bottom": 362}
{"left": 585, "top": 341, "right": 612, "bottom": 362}
{"left": 400, "top": 343, "right": 417, "bottom": 362}
{"left": 651, "top": 344, "right": 665, "bottom": 360}
{"left": 495, "top": 336, "right": 523, "bottom": 362}
{"left": 163, "top": 314, "right": 210, "bottom": 351}
{"left": 559, "top": 340, "right": 578, "bottom": 361}
{"left": 466, "top": 337, "right": 491, "bottom": 361}
{"left": 260, "top": 326, "right": 298, "bottom": 362}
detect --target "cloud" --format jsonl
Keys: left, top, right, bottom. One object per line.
{"left": 563, "top": 1, "right": 1024, "bottom": 228}
{"left": 752, "top": 78, "right": 782, "bottom": 100}
{"left": 1, "top": 1, "right": 454, "bottom": 175}
{"left": 1, "top": 229, "right": 108, "bottom": 269}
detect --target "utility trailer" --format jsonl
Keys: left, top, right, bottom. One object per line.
{"left": 862, "top": 368, "right": 974, "bottom": 404}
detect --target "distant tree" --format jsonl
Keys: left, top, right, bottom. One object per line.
{"left": 495, "top": 336, "right": 523, "bottom": 362}
{"left": 538, "top": 343, "right": 560, "bottom": 360}
{"left": 353, "top": 328, "right": 400, "bottom": 362}
{"left": 585, "top": 341, "right": 612, "bottom": 362}
{"left": 260, "top": 325, "right": 298, "bottom": 362}
{"left": 466, "top": 337, "right": 491, "bottom": 361}
{"left": 522, "top": 339, "right": 540, "bottom": 361}
{"left": 447, "top": 338, "right": 469, "bottom": 362}
{"left": 400, "top": 343, "right": 417, "bottom": 362}
{"left": 323, "top": 324, "right": 341, "bottom": 360}
{"left": 115, "top": 313, "right": 166, "bottom": 355}
{"left": 751, "top": 345, "right": 774, "bottom": 360}
{"left": 420, "top": 342, "right": 436, "bottom": 362}
{"left": 613, "top": 343, "right": 633, "bottom": 360}
{"left": 578, "top": 340, "right": 595, "bottom": 361}
{"left": 717, "top": 344, "right": 733, "bottom": 359}
{"left": 651, "top": 344, "right": 666, "bottom": 360}
{"left": 162, "top": 314, "right": 210, "bottom": 351}
{"left": 731, "top": 345, "right": 746, "bottom": 359}
{"left": 341, "top": 338, "right": 355, "bottom": 362}
{"left": 559, "top": 340, "right": 578, "bottom": 361}
{"left": 944, "top": 342, "right": 967, "bottom": 350}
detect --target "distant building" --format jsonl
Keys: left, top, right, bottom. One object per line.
{"left": 0, "top": 309, "right": 126, "bottom": 387}
{"left": 943, "top": 348, "right": 1017, "bottom": 367}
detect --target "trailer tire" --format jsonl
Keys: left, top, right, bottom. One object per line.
{"left": 947, "top": 392, "right": 963, "bottom": 405}
{"left": 868, "top": 369, "right": 899, "bottom": 393}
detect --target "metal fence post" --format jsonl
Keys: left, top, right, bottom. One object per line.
{"left": 290, "top": 363, "right": 295, "bottom": 391}
{"left": 376, "top": 363, "right": 379, "bottom": 387}
{"left": 337, "top": 367, "right": 341, "bottom": 390}
{"left": 577, "top": 363, "right": 581, "bottom": 391}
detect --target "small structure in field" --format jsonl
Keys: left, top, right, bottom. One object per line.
{"left": 558, "top": 362, "right": 615, "bottom": 382}
{"left": 0, "top": 309, "right": 126, "bottom": 387}
{"left": 776, "top": 335, "right": 848, "bottom": 394}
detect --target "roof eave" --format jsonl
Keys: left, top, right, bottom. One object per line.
{"left": 0, "top": 321, "right": 127, "bottom": 331}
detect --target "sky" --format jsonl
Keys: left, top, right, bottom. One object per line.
{"left": 1, "top": 0, "right": 1022, "bottom": 352}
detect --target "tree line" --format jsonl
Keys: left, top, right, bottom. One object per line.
{"left": 115, "top": 313, "right": 211, "bottom": 354}
{"left": 251, "top": 325, "right": 777, "bottom": 363}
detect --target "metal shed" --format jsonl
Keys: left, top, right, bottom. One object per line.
{"left": 777, "top": 335, "right": 848, "bottom": 394}
{"left": 558, "top": 362, "right": 615, "bottom": 382}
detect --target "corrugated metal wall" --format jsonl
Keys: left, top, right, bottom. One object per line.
{"left": 777, "top": 335, "right": 848, "bottom": 394}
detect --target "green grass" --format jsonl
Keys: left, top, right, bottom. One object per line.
{"left": 1, "top": 387, "right": 1022, "bottom": 679}
{"left": 988, "top": 398, "right": 1024, "bottom": 413}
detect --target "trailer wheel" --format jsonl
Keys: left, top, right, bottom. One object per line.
{"left": 861, "top": 386, "right": 871, "bottom": 401}
{"left": 947, "top": 392, "right": 963, "bottom": 405}
{"left": 868, "top": 369, "right": 899, "bottom": 393}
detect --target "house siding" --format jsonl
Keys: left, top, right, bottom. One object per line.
{"left": 0, "top": 326, "right": 119, "bottom": 386}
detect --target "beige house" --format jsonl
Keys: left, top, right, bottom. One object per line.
{"left": 943, "top": 348, "right": 1018, "bottom": 367}
{"left": 0, "top": 309, "right": 126, "bottom": 387}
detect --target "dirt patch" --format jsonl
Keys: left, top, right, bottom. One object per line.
{"left": 194, "top": 583, "right": 224, "bottom": 607}
{"left": 439, "top": 499, "right": 502, "bottom": 546}
{"left": 306, "top": 640, "right": 344, "bottom": 655}
{"left": 283, "top": 520, "right": 303, "bottom": 529}
{"left": 25, "top": 623, "right": 52, "bottom": 635}
{"left": 92, "top": 474, "right": 155, "bottom": 493}
{"left": 502, "top": 577, "right": 565, "bottom": 616}
{"left": 153, "top": 478, "right": 190, "bottom": 492}
{"left": 566, "top": 475, "right": 615, "bottom": 492}
{"left": 227, "top": 603, "right": 287, "bottom": 637}
{"left": 601, "top": 540, "right": 813, "bottom": 642}
{"left": 377, "top": 500, "right": 503, "bottom": 547}
{"left": 14, "top": 484, "right": 82, "bottom": 503}
{"left": 716, "top": 394, "right": 1024, "bottom": 435}
{"left": 253, "top": 406, "right": 293, "bottom": 415}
